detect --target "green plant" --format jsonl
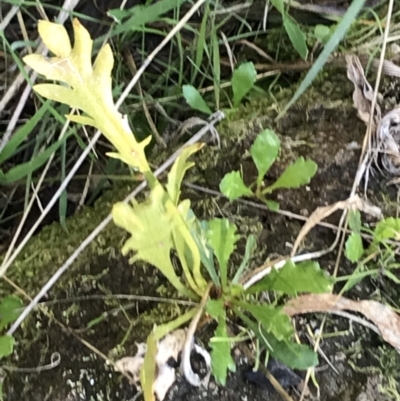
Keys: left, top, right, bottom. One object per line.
{"left": 270, "top": 0, "right": 308, "bottom": 60}
{"left": 338, "top": 212, "right": 400, "bottom": 291}
{"left": 0, "top": 296, "right": 21, "bottom": 357}
{"left": 182, "top": 61, "right": 257, "bottom": 114}
{"left": 0, "top": 295, "right": 23, "bottom": 398}
{"left": 277, "top": 0, "right": 367, "bottom": 119}
{"left": 220, "top": 129, "right": 317, "bottom": 211}
{"left": 24, "top": 19, "right": 333, "bottom": 399}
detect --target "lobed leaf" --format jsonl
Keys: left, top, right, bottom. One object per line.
{"left": 112, "top": 186, "right": 195, "bottom": 299}
{"left": 210, "top": 309, "right": 236, "bottom": 385}
{"left": 38, "top": 20, "right": 71, "bottom": 57}
{"left": 236, "top": 309, "right": 318, "bottom": 370}
{"left": 373, "top": 217, "right": 400, "bottom": 243}
{"left": 240, "top": 302, "right": 294, "bottom": 341}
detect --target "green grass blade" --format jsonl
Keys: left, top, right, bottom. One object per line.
{"left": 0, "top": 133, "right": 71, "bottom": 184}
{"left": 109, "top": 0, "right": 190, "bottom": 35}
{"left": 0, "top": 101, "right": 51, "bottom": 164}
{"left": 194, "top": 3, "right": 210, "bottom": 81}
{"left": 277, "top": 0, "right": 367, "bottom": 119}
{"left": 211, "top": 28, "right": 221, "bottom": 109}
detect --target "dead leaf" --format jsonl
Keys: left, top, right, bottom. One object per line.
{"left": 376, "top": 107, "right": 400, "bottom": 176}
{"left": 114, "top": 328, "right": 211, "bottom": 400}
{"left": 114, "top": 354, "right": 145, "bottom": 383}
{"left": 346, "top": 54, "right": 381, "bottom": 127}
{"left": 283, "top": 293, "right": 400, "bottom": 351}
{"left": 291, "top": 195, "right": 382, "bottom": 256}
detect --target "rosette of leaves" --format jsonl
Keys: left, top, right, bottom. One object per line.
{"left": 220, "top": 129, "right": 318, "bottom": 210}
{"left": 191, "top": 217, "right": 334, "bottom": 385}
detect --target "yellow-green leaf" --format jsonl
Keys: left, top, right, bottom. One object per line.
{"left": 66, "top": 114, "right": 97, "bottom": 127}
{"left": 70, "top": 19, "right": 93, "bottom": 77}
{"left": 210, "top": 309, "right": 236, "bottom": 385}
{"left": 141, "top": 332, "right": 157, "bottom": 401}
{"left": 25, "top": 19, "right": 151, "bottom": 173}
{"left": 112, "top": 186, "right": 196, "bottom": 299}
{"left": 166, "top": 143, "right": 204, "bottom": 204}
{"left": 38, "top": 20, "right": 71, "bottom": 57}
{"left": 33, "top": 84, "right": 85, "bottom": 111}
{"left": 23, "top": 54, "right": 70, "bottom": 83}
{"left": 93, "top": 44, "right": 114, "bottom": 108}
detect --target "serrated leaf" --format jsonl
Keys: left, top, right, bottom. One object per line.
{"left": 250, "top": 129, "right": 280, "bottom": 183}
{"left": 246, "top": 260, "right": 334, "bottom": 296}
{"left": 112, "top": 186, "right": 195, "bottom": 299}
{"left": 220, "top": 171, "right": 252, "bottom": 201}
{"left": 283, "top": 17, "right": 308, "bottom": 60}
{"left": 210, "top": 315, "right": 236, "bottom": 385}
{"left": 240, "top": 302, "right": 293, "bottom": 341}
{"left": 235, "top": 309, "right": 318, "bottom": 370}
{"left": 266, "top": 157, "right": 317, "bottom": 192}
{"left": 207, "top": 218, "right": 240, "bottom": 289}
{"left": 0, "top": 336, "right": 15, "bottom": 358}
{"left": 345, "top": 232, "right": 364, "bottom": 263}
{"left": 373, "top": 217, "right": 400, "bottom": 243}
{"left": 232, "top": 62, "right": 257, "bottom": 107}
{"left": 182, "top": 85, "right": 212, "bottom": 115}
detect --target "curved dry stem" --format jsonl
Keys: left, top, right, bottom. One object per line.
{"left": 181, "top": 282, "right": 212, "bottom": 386}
